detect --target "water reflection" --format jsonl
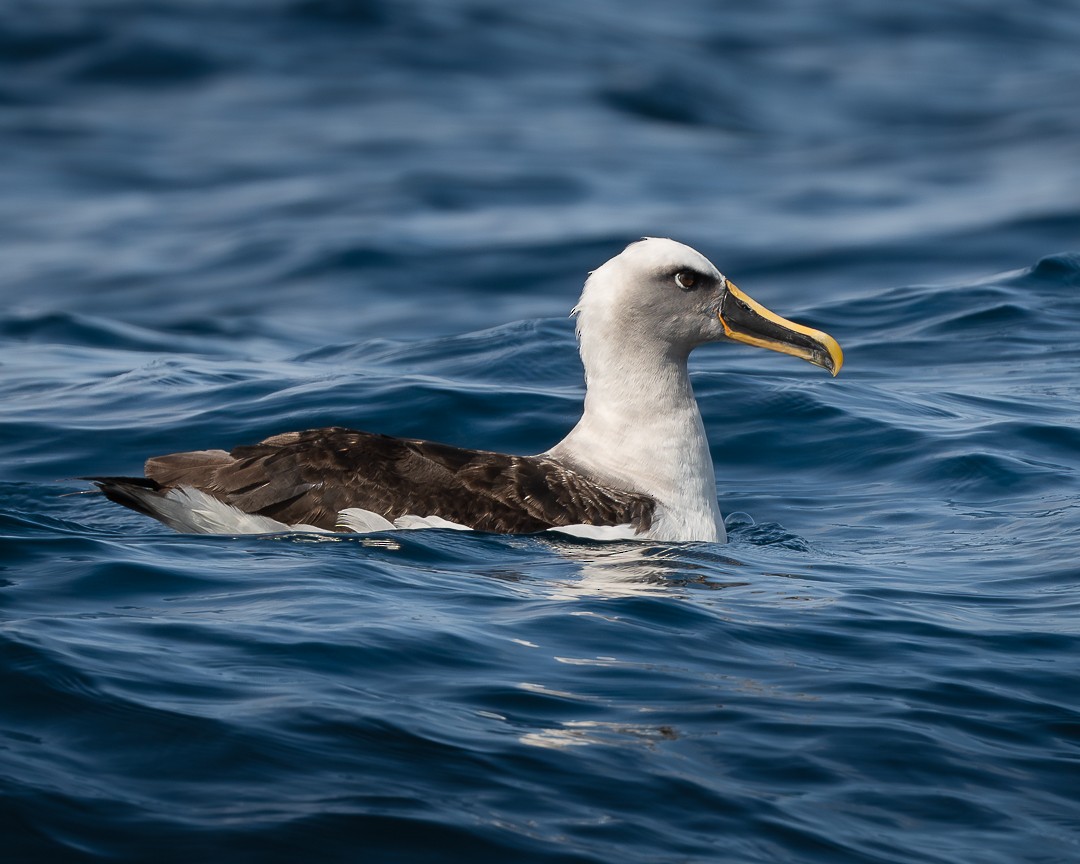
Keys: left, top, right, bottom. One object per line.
{"left": 539, "top": 539, "right": 750, "bottom": 599}
{"left": 519, "top": 719, "right": 680, "bottom": 750}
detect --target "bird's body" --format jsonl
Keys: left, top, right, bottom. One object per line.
{"left": 89, "top": 239, "right": 842, "bottom": 543}
{"left": 95, "top": 428, "right": 656, "bottom": 537}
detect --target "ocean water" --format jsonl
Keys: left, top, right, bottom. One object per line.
{"left": 3, "top": 1, "right": 1080, "bottom": 862}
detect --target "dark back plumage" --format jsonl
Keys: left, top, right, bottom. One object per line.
{"left": 92, "top": 428, "right": 655, "bottom": 535}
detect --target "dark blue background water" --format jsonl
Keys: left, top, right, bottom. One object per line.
{"left": 3, "top": 2, "right": 1080, "bottom": 861}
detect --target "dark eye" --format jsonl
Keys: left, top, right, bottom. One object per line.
{"left": 674, "top": 271, "right": 696, "bottom": 290}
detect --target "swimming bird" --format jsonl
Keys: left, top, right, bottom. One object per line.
{"left": 88, "top": 238, "right": 842, "bottom": 543}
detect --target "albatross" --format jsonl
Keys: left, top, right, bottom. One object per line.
{"left": 88, "top": 238, "right": 842, "bottom": 543}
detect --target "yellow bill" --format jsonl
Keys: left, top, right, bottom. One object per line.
{"left": 718, "top": 282, "right": 843, "bottom": 376}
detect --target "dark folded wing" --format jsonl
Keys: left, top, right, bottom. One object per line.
{"left": 140, "top": 427, "right": 654, "bottom": 534}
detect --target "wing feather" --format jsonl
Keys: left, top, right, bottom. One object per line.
{"left": 138, "top": 427, "right": 654, "bottom": 534}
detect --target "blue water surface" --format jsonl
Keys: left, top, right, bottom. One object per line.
{"left": 2, "top": 1, "right": 1080, "bottom": 862}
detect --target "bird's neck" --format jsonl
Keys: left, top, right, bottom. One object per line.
{"left": 547, "top": 333, "right": 724, "bottom": 542}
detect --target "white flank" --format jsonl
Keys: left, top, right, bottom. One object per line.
{"left": 546, "top": 523, "right": 640, "bottom": 541}
{"left": 335, "top": 508, "right": 472, "bottom": 532}
{"left": 335, "top": 507, "right": 396, "bottom": 532}
{"left": 154, "top": 487, "right": 329, "bottom": 534}
{"left": 392, "top": 514, "right": 472, "bottom": 531}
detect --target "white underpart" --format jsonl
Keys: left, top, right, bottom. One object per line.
{"left": 545, "top": 239, "right": 727, "bottom": 543}
{"left": 546, "top": 523, "right": 640, "bottom": 541}
{"left": 390, "top": 513, "right": 472, "bottom": 531}
{"left": 335, "top": 507, "right": 395, "bottom": 532}
{"left": 127, "top": 490, "right": 478, "bottom": 536}
{"left": 152, "top": 487, "right": 330, "bottom": 534}
{"left": 336, "top": 508, "right": 472, "bottom": 532}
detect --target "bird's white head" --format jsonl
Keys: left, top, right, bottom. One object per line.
{"left": 573, "top": 237, "right": 843, "bottom": 374}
